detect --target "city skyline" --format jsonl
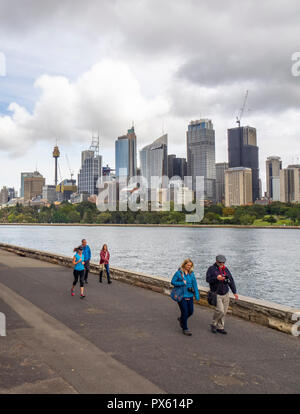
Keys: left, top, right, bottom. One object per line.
{"left": 1, "top": 1, "right": 300, "bottom": 193}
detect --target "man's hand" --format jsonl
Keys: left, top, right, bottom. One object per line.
{"left": 234, "top": 294, "right": 239, "bottom": 300}
{"left": 217, "top": 275, "right": 225, "bottom": 281}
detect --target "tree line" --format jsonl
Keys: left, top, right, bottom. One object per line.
{"left": 0, "top": 201, "right": 300, "bottom": 225}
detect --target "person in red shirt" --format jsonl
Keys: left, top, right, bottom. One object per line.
{"left": 99, "top": 244, "right": 111, "bottom": 284}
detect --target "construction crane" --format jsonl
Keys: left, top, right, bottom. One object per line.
{"left": 65, "top": 154, "right": 74, "bottom": 181}
{"left": 236, "top": 90, "right": 249, "bottom": 127}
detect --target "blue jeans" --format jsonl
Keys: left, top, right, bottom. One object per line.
{"left": 178, "top": 298, "right": 194, "bottom": 331}
{"left": 105, "top": 264, "right": 110, "bottom": 281}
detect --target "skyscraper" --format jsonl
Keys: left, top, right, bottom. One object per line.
{"left": 228, "top": 125, "right": 259, "bottom": 202}
{"left": 186, "top": 119, "right": 216, "bottom": 202}
{"left": 225, "top": 167, "right": 253, "bottom": 207}
{"left": 216, "top": 162, "right": 228, "bottom": 204}
{"left": 168, "top": 155, "right": 187, "bottom": 180}
{"left": 140, "top": 134, "right": 168, "bottom": 188}
{"left": 24, "top": 171, "right": 45, "bottom": 201}
{"left": 115, "top": 126, "right": 137, "bottom": 180}
{"left": 280, "top": 165, "right": 300, "bottom": 203}
{"left": 78, "top": 150, "right": 102, "bottom": 196}
{"left": 20, "top": 172, "right": 34, "bottom": 198}
{"left": 266, "top": 156, "right": 282, "bottom": 201}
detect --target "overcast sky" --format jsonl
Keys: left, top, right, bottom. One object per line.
{"left": 1, "top": 0, "right": 300, "bottom": 193}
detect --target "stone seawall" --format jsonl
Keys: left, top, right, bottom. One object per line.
{"left": 0, "top": 242, "right": 299, "bottom": 336}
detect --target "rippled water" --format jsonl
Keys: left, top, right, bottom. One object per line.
{"left": 0, "top": 225, "right": 299, "bottom": 308}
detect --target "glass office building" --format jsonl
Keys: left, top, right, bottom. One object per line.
{"left": 115, "top": 127, "right": 137, "bottom": 180}
{"left": 140, "top": 134, "right": 168, "bottom": 188}
{"left": 227, "top": 126, "right": 259, "bottom": 202}
{"left": 186, "top": 119, "right": 216, "bottom": 202}
{"left": 78, "top": 151, "right": 102, "bottom": 195}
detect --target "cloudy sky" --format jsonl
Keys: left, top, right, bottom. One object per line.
{"left": 1, "top": 0, "right": 300, "bottom": 193}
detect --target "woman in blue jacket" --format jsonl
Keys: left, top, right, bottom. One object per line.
{"left": 171, "top": 258, "right": 200, "bottom": 336}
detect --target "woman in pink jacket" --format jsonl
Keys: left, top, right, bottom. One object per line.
{"left": 99, "top": 244, "right": 111, "bottom": 284}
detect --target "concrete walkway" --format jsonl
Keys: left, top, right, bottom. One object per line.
{"left": 0, "top": 249, "right": 299, "bottom": 394}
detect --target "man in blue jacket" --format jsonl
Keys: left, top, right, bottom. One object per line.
{"left": 81, "top": 239, "right": 91, "bottom": 284}
{"left": 206, "top": 255, "right": 238, "bottom": 334}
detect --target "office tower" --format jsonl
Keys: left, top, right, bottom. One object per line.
{"left": 225, "top": 167, "right": 252, "bottom": 207}
{"left": 168, "top": 155, "right": 187, "bottom": 180}
{"left": 186, "top": 119, "right": 216, "bottom": 202}
{"left": 78, "top": 150, "right": 102, "bottom": 196}
{"left": 280, "top": 165, "right": 300, "bottom": 203}
{"left": 140, "top": 134, "right": 168, "bottom": 188}
{"left": 24, "top": 171, "right": 45, "bottom": 201}
{"left": 0, "top": 187, "right": 8, "bottom": 204}
{"left": 7, "top": 187, "right": 16, "bottom": 201}
{"left": 266, "top": 156, "right": 282, "bottom": 201}
{"left": 42, "top": 185, "right": 57, "bottom": 202}
{"left": 216, "top": 162, "right": 228, "bottom": 204}
{"left": 227, "top": 125, "right": 259, "bottom": 202}
{"left": 115, "top": 126, "right": 137, "bottom": 180}
{"left": 20, "top": 172, "right": 34, "bottom": 198}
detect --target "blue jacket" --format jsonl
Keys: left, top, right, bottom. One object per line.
{"left": 206, "top": 263, "right": 237, "bottom": 295}
{"left": 171, "top": 270, "right": 200, "bottom": 301}
{"left": 82, "top": 245, "right": 91, "bottom": 261}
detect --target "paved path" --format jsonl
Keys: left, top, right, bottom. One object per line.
{"left": 0, "top": 249, "right": 299, "bottom": 394}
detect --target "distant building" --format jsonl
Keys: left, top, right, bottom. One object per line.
{"left": 168, "top": 155, "right": 187, "bottom": 180}
{"left": 280, "top": 165, "right": 300, "bottom": 203}
{"left": 0, "top": 187, "right": 8, "bottom": 205}
{"left": 70, "top": 192, "right": 90, "bottom": 204}
{"left": 7, "top": 187, "right": 16, "bottom": 201}
{"left": 187, "top": 119, "right": 216, "bottom": 203}
{"left": 228, "top": 126, "right": 259, "bottom": 202}
{"left": 56, "top": 179, "right": 77, "bottom": 202}
{"left": 24, "top": 171, "right": 45, "bottom": 201}
{"left": 42, "top": 185, "right": 57, "bottom": 202}
{"left": 20, "top": 172, "right": 34, "bottom": 197}
{"left": 140, "top": 134, "right": 168, "bottom": 189}
{"left": 225, "top": 167, "right": 253, "bottom": 207}
{"left": 215, "top": 162, "right": 228, "bottom": 204}
{"left": 78, "top": 151, "right": 102, "bottom": 196}
{"left": 115, "top": 126, "right": 137, "bottom": 180}
{"left": 266, "top": 156, "right": 282, "bottom": 201}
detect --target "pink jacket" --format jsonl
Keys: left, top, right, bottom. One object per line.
{"left": 100, "top": 250, "right": 110, "bottom": 264}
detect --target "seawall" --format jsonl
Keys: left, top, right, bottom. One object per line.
{"left": 0, "top": 242, "right": 299, "bottom": 336}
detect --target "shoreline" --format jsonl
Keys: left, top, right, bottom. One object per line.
{"left": 0, "top": 222, "right": 299, "bottom": 229}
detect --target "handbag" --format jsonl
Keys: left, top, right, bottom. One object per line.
{"left": 170, "top": 271, "right": 185, "bottom": 303}
{"left": 99, "top": 263, "right": 104, "bottom": 271}
{"left": 207, "top": 290, "right": 217, "bottom": 306}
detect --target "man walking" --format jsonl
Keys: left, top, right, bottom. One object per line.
{"left": 81, "top": 239, "right": 91, "bottom": 284}
{"left": 206, "top": 255, "right": 238, "bottom": 334}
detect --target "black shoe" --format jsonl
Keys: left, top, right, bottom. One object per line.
{"left": 99, "top": 279, "right": 102, "bottom": 283}
{"left": 85, "top": 280, "right": 88, "bottom": 284}
{"left": 108, "top": 281, "right": 112, "bottom": 284}
{"left": 217, "top": 329, "right": 227, "bottom": 334}
{"left": 182, "top": 330, "right": 192, "bottom": 336}
{"left": 177, "top": 317, "right": 183, "bottom": 329}
{"left": 80, "top": 295, "right": 86, "bottom": 299}
{"left": 211, "top": 325, "right": 217, "bottom": 334}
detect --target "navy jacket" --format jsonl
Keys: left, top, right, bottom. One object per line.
{"left": 171, "top": 270, "right": 200, "bottom": 301}
{"left": 206, "top": 263, "right": 237, "bottom": 296}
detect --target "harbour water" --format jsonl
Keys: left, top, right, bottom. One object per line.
{"left": 0, "top": 225, "right": 299, "bottom": 308}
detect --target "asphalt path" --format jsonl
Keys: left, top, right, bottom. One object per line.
{"left": 0, "top": 249, "right": 299, "bottom": 394}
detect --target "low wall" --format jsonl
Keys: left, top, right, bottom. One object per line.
{"left": 0, "top": 242, "right": 299, "bottom": 336}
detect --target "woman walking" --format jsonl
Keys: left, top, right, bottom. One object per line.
{"left": 99, "top": 244, "right": 111, "bottom": 284}
{"left": 71, "top": 246, "right": 86, "bottom": 299}
{"left": 171, "top": 259, "right": 200, "bottom": 336}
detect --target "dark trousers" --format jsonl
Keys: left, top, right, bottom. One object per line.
{"left": 84, "top": 260, "right": 90, "bottom": 281}
{"left": 178, "top": 298, "right": 194, "bottom": 331}
{"left": 73, "top": 270, "right": 85, "bottom": 287}
{"left": 99, "top": 264, "right": 110, "bottom": 283}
